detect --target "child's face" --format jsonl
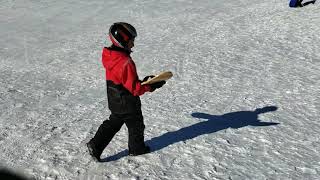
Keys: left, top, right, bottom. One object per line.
{"left": 128, "top": 39, "right": 135, "bottom": 49}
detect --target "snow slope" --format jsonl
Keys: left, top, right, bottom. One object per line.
{"left": 0, "top": 0, "right": 319, "bottom": 179}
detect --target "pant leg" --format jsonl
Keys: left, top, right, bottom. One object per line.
{"left": 91, "top": 113, "right": 124, "bottom": 153}
{"left": 124, "top": 111, "right": 146, "bottom": 152}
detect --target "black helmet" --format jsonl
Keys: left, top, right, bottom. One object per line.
{"left": 109, "top": 22, "right": 137, "bottom": 49}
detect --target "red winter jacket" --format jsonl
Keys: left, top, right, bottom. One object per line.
{"left": 102, "top": 47, "right": 151, "bottom": 96}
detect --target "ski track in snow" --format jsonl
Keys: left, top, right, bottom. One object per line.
{"left": 0, "top": 0, "right": 319, "bottom": 179}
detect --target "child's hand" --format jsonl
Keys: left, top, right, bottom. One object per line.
{"left": 150, "top": 81, "right": 166, "bottom": 92}
{"left": 142, "top": 75, "right": 155, "bottom": 82}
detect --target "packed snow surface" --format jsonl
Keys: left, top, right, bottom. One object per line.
{"left": 0, "top": 0, "right": 319, "bottom": 179}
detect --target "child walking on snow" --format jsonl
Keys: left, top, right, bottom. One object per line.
{"left": 87, "top": 22, "right": 166, "bottom": 162}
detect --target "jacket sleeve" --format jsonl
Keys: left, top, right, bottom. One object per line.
{"left": 122, "top": 59, "right": 152, "bottom": 96}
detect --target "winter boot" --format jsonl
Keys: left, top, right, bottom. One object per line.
{"left": 86, "top": 140, "right": 102, "bottom": 162}
{"left": 129, "top": 146, "right": 151, "bottom": 156}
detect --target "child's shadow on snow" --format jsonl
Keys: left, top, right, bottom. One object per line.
{"left": 102, "top": 106, "right": 279, "bottom": 162}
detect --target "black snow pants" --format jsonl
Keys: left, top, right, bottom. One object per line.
{"left": 91, "top": 111, "right": 146, "bottom": 154}
{"left": 90, "top": 81, "right": 146, "bottom": 154}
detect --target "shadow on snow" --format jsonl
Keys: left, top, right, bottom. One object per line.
{"left": 102, "top": 106, "right": 279, "bottom": 162}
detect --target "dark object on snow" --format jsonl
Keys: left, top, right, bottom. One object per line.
{"left": 289, "top": 0, "right": 316, "bottom": 7}
{"left": 0, "top": 169, "right": 28, "bottom": 180}
{"left": 290, "top": 0, "right": 303, "bottom": 7}
{"left": 302, "top": 0, "right": 317, "bottom": 6}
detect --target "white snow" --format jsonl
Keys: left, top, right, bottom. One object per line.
{"left": 0, "top": 0, "right": 319, "bottom": 179}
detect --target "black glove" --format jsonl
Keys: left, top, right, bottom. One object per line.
{"left": 150, "top": 81, "right": 166, "bottom": 91}
{"left": 142, "top": 75, "right": 155, "bottom": 82}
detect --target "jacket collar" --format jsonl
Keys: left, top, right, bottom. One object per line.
{"left": 106, "top": 45, "right": 132, "bottom": 55}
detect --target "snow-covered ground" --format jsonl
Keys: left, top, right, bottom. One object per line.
{"left": 1, "top": 0, "right": 319, "bottom": 179}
